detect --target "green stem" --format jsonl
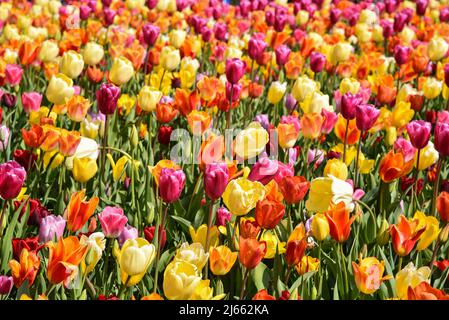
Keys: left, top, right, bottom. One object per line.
{"left": 153, "top": 204, "right": 169, "bottom": 293}
{"left": 342, "top": 119, "right": 350, "bottom": 164}
{"left": 431, "top": 157, "right": 444, "bottom": 217}
{"left": 354, "top": 130, "right": 363, "bottom": 189}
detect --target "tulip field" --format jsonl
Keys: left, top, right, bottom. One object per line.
{"left": 2, "top": 0, "right": 449, "bottom": 302}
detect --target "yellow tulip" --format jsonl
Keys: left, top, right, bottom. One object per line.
{"left": 72, "top": 157, "right": 98, "bottom": 183}
{"left": 109, "top": 57, "right": 135, "bottom": 86}
{"left": 138, "top": 86, "right": 162, "bottom": 112}
{"left": 385, "top": 126, "right": 397, "bottom": 146}
{"left": 260, "top": 230, "right": 286, "bottom": 259}
{"left": 188, "top": 224, "right": 219, "bottom": 251}
{"left": 149, "top": 67, "right": 173, "bottom": 95}
{"left": 45, "top": 73, "right": 75, "bottom": 105}
{"left": 306, "top": 176, "right": 355, "bottom": 213}
{"left": 422, "top": 77, "right": 442, "bottom": 99}
{"left": 395, "top": 262, "right": 431, "bottom": 300}
{"left": 234, "top": 122, "right": 269, "bottom": 160}
{"left": 392, "top": 101, "right": 414, "bottom": 128}
{"left": 358, "top": 153, "right": 375, "bottom": 174}
{"left": 60, "top": 50, "right": 84, "bottom": 79}
{"left": 107, "top": 154, "right": 130, "bottom": 182}
{"left": 209, "top": 245, "right": 238, "bottom": 276}
{"left": 339, "top": 77, "right": 360, "bottom": 95}
{"left": 117, "top": 94, "right": 136, "bottom": 116}
{"left": 428, "top": 37, "right": 449, "bottom": 62}
{"left": 292, "top": 75, "right": 318, "bottom": 103}
{"left": 83, "top": 42, "right": 104, "bottom": 66}
{"left": 38, "top": 40, "right": 59, "bottom": 63}
{"left": 180, "top": 57, "right": 199, "bottom": 89}
{"left": 295, "top": 256, "right": 320, "bottom": 275}
{"left": 115, "top": 238, "right": 156, "bottom": 286}
{"left": 415, "top": 141, "right": 439, "bottom": 171}
{"left": 323, "top": 159, "right": 348, "bottom": 180}
{"left": 300, "top": 91, "right": 331, "bottom": 114}
{"left": 80, "top": 118, "right": 100, "bottom": 139}
{"left": 311, "top": 213, "right": 330, "bottom": 241}
{"left": 355, "top": 23, "right": 372, "bottom": 43}
{"left": 331, "top": 143, "right": 357, "bottom": 166}
{"left": 29, "top": 107, "right": 57, "bottom": 125}
{"left": 352, "top": 257, "right": 391, "bottom": 294}
{"left": 43, "top": 150, "right": 65, "bottom": 170}
{"left": 174, "top": 242, "right": 209, "bottom": 271}
{"left": 188, "top": 279, "right": 226, "bottom": 300}
{"left": 267, "top": 81, "right": 287, "bottom": 104}
{"left": 330, "top": 42, "right": 352, "bottom": 65}
{"left": 413, "top": 211, "right": 440, "bottom": 251}
{"left": 169, "top": 29, "right": 187, "bottom": 48}
{"left": 163, "top": 260, "right": 202, "bottom": 300}
{"left": 80, "top": 232, "right": 105, "bottom": 274}
{"left": 160, "top": 46, "right": 181, "bottom": 71}
{"left": 222, "top": 177, "right": 266, "bottom": 216}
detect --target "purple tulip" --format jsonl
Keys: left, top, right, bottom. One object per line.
{"left": 96, "top": 83, "right": 120, "bottom": 115}
{"left": 285, "top": 94, "right": 297, "bottom": 111}
{"left": 204, "top": 163, "right": 229, "bottom": 200}
{"left": 225, "top": 58, "right": 246, "bottom": 85}
{"left": 275, "top": 45, "right": 291, "bottom": 66}
{"left": 159, "top": 168, "right": 186, "bottom": 203}
{"left": 142, "top": 23, "right": 160, "bottom": 47}
{"left": 99, "top": 206, "right": 128, "bottom": 238}
{"left": 253, "top": 114, "right": 270, "bottom": 130}
{"left": 80, "top": 5, "right": 92, "bottom": 20}
{"left": 2, "top": 93, "right": 16, "bottom": 109}
{"left": 355, "top": 104, "right": 380, "bottom": 131}
{"left": 393, "top": 11, "right": 408, "bottom": 32}
{"left": 310, "top": 51, "right": 326, "bottom": 73}
{"left": 441, "top": 7, "right": 449, "bottom": 23}
{"left": 265, "top": 10, "right": 275, "bottom": 26}
{"left": 38, "top": 215, "right": 66, "bottom": 243}
{"left": 103, "top": 8, "right": 116, "bottom": 26}
{"left": 0, "top": 276, "right": 13, "bottom": 296}
{"left": 215, "top": 207, "right": 231, "bottom": 227}
{"left": 248, "top": 37, "right": 267, "bottom": 61}
{"left": 416, "top": 0, "right": 428, "bottom": 16}
{"left": 0, "top": 161, "right": 26, "bottom": 199}
{"left": 435, "top": 122, "right": 449, "bottom": 157}
{"left": 118, "top": 224, "right": 138, "bottom": 247}
{"left": 274, "top": 13, "right": 288, "bottom": 32}
{"left": 214, "top": 23, "right": 227, "bottom": 41}
{"left": 394, "top": 45, "right": 411, "bottom": 66}
{"left": 330, "top": 8, "right": 341, "bottom": 25}
{"left": 341, "top": 92, "right": 362, "bottom": 120}
{"left": 406, "top": 120, "right": 432, "bottom": 150}
{"left": 248, "top": 157, "right": 278, "bottom": 185}
{"left": 380, "top": 19, "right": 394, "bottom": 38}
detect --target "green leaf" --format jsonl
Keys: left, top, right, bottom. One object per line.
{"left": 251, "top": 263, "right": 271, "bottom": 291}
{"left": 170, "top": 215, "right": 192, "bottom": 234}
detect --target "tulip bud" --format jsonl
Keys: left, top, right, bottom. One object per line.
{"left": 439, "top": 225, "right": 449, "bottom": 243}
{"left": 204, "top": 163, "right": 229, "bottom": 201}
{"left": 96, "top": 83, "right": 120, "bottom": 115}
{"left": 376, "top": 218, "right": 390, "bottom": 246}
{"left": 131, "top": 125, "right": 139, "bottom": 147}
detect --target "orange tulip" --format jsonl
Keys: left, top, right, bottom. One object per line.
{"left": 252, "top": 289, "right": 276, "bottom": 300}
{"left": 19, "top": 41, "right": 40, "bottom": 65}
{"left": 66, "top": 96, "right": 91, "bottom": 122}
{"left": 277, "top": 123, "right": 300, "bottom": 149}
{"left": 407, "top": 281, "right": 449, "bottom": 300}
{"left": 198, "top": 133, "right": 225, "bottom": 170}
{"left": 46, "top": 236, "right": 88, "bottom": 286}
{"left": 209, "top": 246, "right": 238, "bottom": 276}
{"left": 8, "top": 248, "right": 40, "bottom": 288}
{"left": 239, "top": 236, "right": 267, "bottom": 270}
{"left": 278, "top": 176, "right": 310, "bottom": 205}
{"left": 437, "top": 191, "right": 449, "bottom": 223}
{"left": 156, "top": 102, "right": 178, "bottom": 123}
{"left": 174, "top": 88, "right": 200, "bottom": 117}
{"left": 352, "top": 257, "right": 392, "bottom": 294}
{"left": 65, "top": 189, "right": 99, "bottom": 232}
{"left": 58, "top": 129, "right": 81, "bottom": 157}
{"left": 390, "top": 215, "right": 426, "bottom": 257}
{"left": 285, "top": 238, "right": 308, "bottom": 266}
{"left": 255, "top": 199, "right": 285, "bottom": 230}
{"left": 334, "top": 115, "right": 360, "bottom": 145}
{"left": 265, "top": 180, "right": 284, "bottom": 202}
{"left": 187, "top": 110, "right": 212, "bottom": 135}
{"left": 240, "top": 219, "right": 261, "bottom": 239}
{"left": 40, "top": 126, "right": 61, "bottom": 152}
{"left": 22, "top": 125, "right": 45, "bottom": 149}
{"left": 86, "top": 66, "right": 104, "bottom": 83}
{"left": 379, "top": 150, "right": 414, "bottom": 183}
{"left": 197, "top": 76, "right": 222, "bottom": 102}
{"left": 325, "top": 202, "right": 358, "bottom": 242}
{"left": 300, "top": 113, "right": 323, "bottom": 140}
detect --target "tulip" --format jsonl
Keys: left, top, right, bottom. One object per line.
{"left": 300, "top": 113, "right": 323, "bottom": 140}
{"left": 174, "top": 242, "right": 208, "bottom": 271}
{"left": 0, "top": 125, "right": 9, "bottom": 152}
{"left": 408, "top": 281, "right": 449, "bottom": 300}
{"left": 379, "top": 150, "right": 414, "bottom": 183}
{"left": 99, "top": 206, "right": 128, "bottom": 238}
{"left": 21, "top": 92, "right": 42, "bottom": 113}
{"left": 413, "top": 211, "right": 439, "bottom": 251}
{"left": 435, "top": 122, "right": 449, "bottom": 157}
{"left": 428, "top": 37, "right": 449, "bottom": 62}
{"left": 277, "top": 123, "right": 299, "bottom": 149}
{"left": 248, "top": 37, "right": 267, "bottom": 61}
{"left": 204, "top": 163, "right": 229, "bottom": 201}
{"left": 341, "top": 93, "right": 362, "bottom": 120}
{"left": 60, "top": 50, "right": 84, "bottom": 79}
{"left": 444, "top": 64, "right": 449, "bottom": 88}
{"left": 267, "top": 81, "right": 287, "bottom": 104}
{"left": 252, "top": 289, "right": 276, "bottom": 300}
{"left": 83, "top": 42, "right": 104, "bottom": 66}
{"left": 222, "top": 177, "right": 266, "bottom": 216}
{"left": 39, "top": 215, "right": 66, "bottom": 243}
{"left": 240, "top": 219, "right": 261, "bottom": 240}
{"left": 325, "top": 202, "right": 357, "bottom": 242}
{"left": 80, "top": 232, "right": 105, "bottom": 274}
{"left": 144, "top": 225, "right": 166, "bottom": 249}
{"left": 311, "top": 213, "right": 329, "bottom": 241}
{"left": 390, "top": 215, "right": 426, "bottom": 257}
{"left": 255, "top": 199, "right": 285, "bottom": 230}
{"left": 330, "top": 42, "right": 352, "bottom": 65}
{"left": 216, "top": 207, "right": 231, "bottom": 227}
{"left": 247, "top": 157, "right": 278, "bottom": 185}
{"left": 160, "top": 46, "right": 181, "bottom": 71}
{"left": 225, "top": 58, "right": 246, "bottom": 85}
{"left": 406, "top": 120, "right": 431, "bottom": 150}
{"left": 209, "top": 245, "right": 238, "bottom": 276}
{"left": 118, "top": 224, "right": 138, "bottom": 247}
{"left": 142, "top": 23, "right": 160, "bottom": 46}
{"left": 352, "top": 257, "right": 392, "bottom": 294}
{"left": 0, "top": 276, "right": 13, "bottom": 296}
{"left": 396, "top": 262, "right": 431, "bottom": 299}
{"left": 65, "top": 189, "right": 99, "bottom": 232}
{"left": 355, "top": 104, "right": 380, "bottom": 131}
{"left": 46, "top": 73, "right": 75, "bottom": 105}
{"left": 38, "top": 40, "right": 59, "bottom": 63}
{"left": 5, "top": 64, "right": 23, "bottom": 86}
{"left": 159, "top": 168, "right": 186, "bottom": 203}
{"left": 0, "top": 161, "right": 26, "bottom": 200}
{"left": 96, "top": 83, "right": 120, "bottom": 115}
{"left": 103, "top": 7, "right": 116, "bottom": 26}
{"left": 8, "top": 249, "right": 40, "bottom": 288}
{"left": 278, "top": 176, "right": 310, "bottom": 205}
{"left": 163, "top": 260, "right": 201, "bottom": 300}
{"left": 310, "top": 51, "right": 326, "bottom": 73}
{"left": 189, "top": 224, "right": 219, "bottom": 250}
{"left": 275, "top": 45, "right": 291, "bottom": 66}
{"left": 239, "top": 236, "right": 266, "bottom": 270}
{"left": 394, "top": 45, "right": 411, "bottom": 65}
{"left": 234, "top": 122, "right": 269, "bottom": 160}
{"left": 422, "top": 77, "right": 442, "bottom": 100}
{"left": 292, "top": 75, "right": 318, "bottom": 103}
{"left": 115, "top": 238, "right": 155, "bottom": 286}
{"left": 138, "top": 86, "right": 162, "bottom": 112}
{"left": 169, "top": 29, "right": 187, "bottom": 48}
{"left": 437, "top": 191, "right": 449, "bottom": 222}
{"left": 285, "top": 238, "right": 307, "bottom": 266}
{"left": 109, "top": 57, "right": 135, "bottom": 86}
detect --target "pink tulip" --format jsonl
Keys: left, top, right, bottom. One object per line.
{"left": 159, "top": 168, "right": 186, "bottom": 203}
{"left": 204, "top": 163, "right": 229, "bottom": 200}
{"left": 321, "top": 109, "right": 338, "bottom": 134}
{"left": 394, "top": 137, "right": 417, "bottom": 163}
{"left": 21, "top": 92, "right": 42, "bottom": 113}
{"left": 5, "top": 64, "right": 23, "bottom": 86}
{"left": 406, "top": 120, "right": 432, "bottom": 150}
{"left": 438, "top": 111, "right": 449, "bottom": 124}
{"left": 308, "top": 148, "right": 324, "bottom": 166}
{"left": 341, "top": 92, "right": 362, "bottom": 120}
{"left": 275, "top": 45, "right": 291, "bottom": 66}
{"left": 99, "top": 206, "right": 128, "bottom": 238}
{"left": 142, "top": 23, "right": 160, "bottom": 47}
{"left": 435, "top": 122, "right": 449, "bottom": 157}
{"left": 0, "top": 161, "right": 26, "bottom": 200}
{"left": 38, "top": 215, "right": 66, "bottom": 243}
{"left": 355, "top": 104, "right": 380, "bottom": 131}
{"left": 0, "top": 276, "right": 13, "bottom": 296}
{"left": 96, "top": 83, "right": 120, "bottom": 115}
{"left": 248, "top": 157, "right": 278, "bottom": 185}
{"left": 215, "top": 207, "right": 231, "bottom": 227}
{"left": 394, "top": 45, "right": 411, "bottom": 65}
{"left": 214, "top": 22, "right": 227, "bottom": 41}
{"left": 273, "top": 161, "right": 294, "bottom": 184}
{"left": 225, "top": 58, "right": 246, "bottom": 85}
{"left": 310, "top": 51, "right": 326, "bottom": 73}
{"left": 0, "top": 125, "right": 10, "bottom": 151}
{"left": 248, "top": 37, "right": 267, "bottom": 61}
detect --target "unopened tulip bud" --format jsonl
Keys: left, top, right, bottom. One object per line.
{"left": 439, "top": 225, "right": 449, "bottom": 243}
{"left": 376, "top": 218, "right": 390, "bottom": 246}
{"left": 131, "top": 125, "right": 139, "bottom": 147}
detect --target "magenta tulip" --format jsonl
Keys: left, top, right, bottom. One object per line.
{"left": 159, "top": 168, "right": 186, "bottom": 203}
{"left": 38, "top": 215, "right": 66, "bottom": 243}
{"left": 355, "top": 104, "right": 380, "bottom": 131}
{"left": 321, "top": 109, "right": 338, "bottom": 134}
{"left": 310, "top": 51, "right": 326, "bottom": 73}
{"left": 248, "top": 157, "right": 278, "bottom": 185}
{"left": 142, "top": 23, "right": 160, "bottom": 47}
{"left": 248, "top": 38, "right": 267, "bottom": 61}
{"left": 406, "top": 120, "right": 432, "bottom": 150}
{"left": 225, "top": 58, "right": 246, "bottom": 85}
{"left": 341, "top": 93, "right": 362, "bottom": 120}
{"left": 96, "top": 83, "right": 120, "bottom": 115}
{"left": 204, "top": 163, "right": 229, "bottom": 200}
{"left": 0, "top": 276, "right": 13, "bottom": 296}
{"left": 21, "top": 92, "right": 42, "bottom": 113}
{"left": 275, "top": 45, "right": 291, "bottom": 66}
{"left": 435, "top": 122, "right": 449, "bottom": 157}
{"left": 394, "top": 45, "right": 411, "bottom": 66}
{"left": 215, "top": 207, "right": 231, "bottom": 227}
{"left": 0, "top": 161, "right": 26, "bottom": 200}
{"left": 99, "top": 206, "right": 128, "bottom": 238}
{"left": 394, "top": 137, "right": 417, "bottom": 163}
